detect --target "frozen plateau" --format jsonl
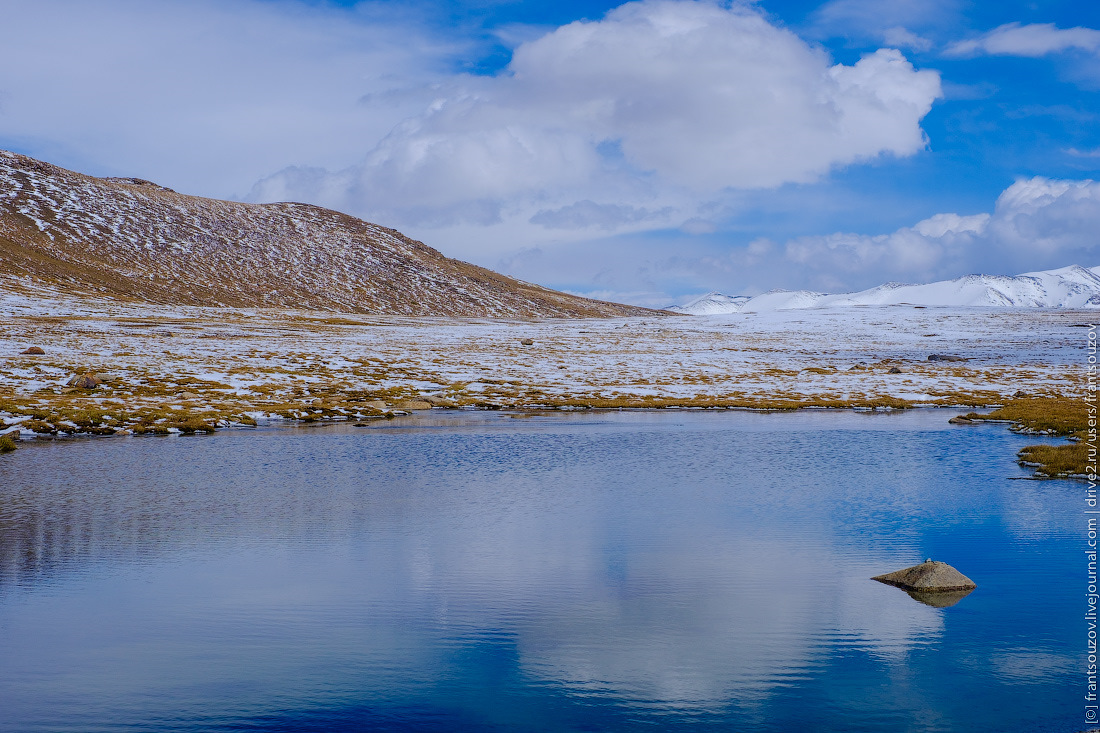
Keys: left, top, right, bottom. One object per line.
{"left": 0, "top": 149, "right": 1091, "bottom": 438}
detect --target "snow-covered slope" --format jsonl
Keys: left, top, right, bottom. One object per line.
{"left": 0, "top": 151, "right": 659, "bottom": 318}
{"left": 670, "top": 292, "right": 751, "bottom": 315}
{"left": 672, "top": 265, "right": 1100, "bottom": 314}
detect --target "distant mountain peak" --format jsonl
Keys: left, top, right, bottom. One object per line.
{"left": 672, "top": 266, "right": 1100, "bottom": 314}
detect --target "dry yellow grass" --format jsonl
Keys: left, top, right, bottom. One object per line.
{"left": 959, "top": 396, "right": 1093, "bottom": 477}
{"left": 1018, "top": 443, "right": 1089, "bottom": 476}
{"left": 1, "top": 287, "right": 1086, "bottom": 465}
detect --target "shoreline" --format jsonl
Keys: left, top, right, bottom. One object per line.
{"left": 2, "top": 290, "right": 1089, "bottom": 475}
{"left": 2, "top": 400, "right": 1082, "bottom": 481}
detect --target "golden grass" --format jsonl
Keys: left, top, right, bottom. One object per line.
{"left": 963, "top": 396, "right": 1086, "bottom": 436}
{"left": 0, "top": 434, "right": 17, "bottom": 452}
{"left": 1018, "top": 443, "right": 1089, "bottom": 476}
{"left": 959, "top": 396, "right": 1092, "bottom": 477}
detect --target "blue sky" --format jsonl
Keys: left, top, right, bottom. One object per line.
{"left": 2, "top": 0, "right": 1100, "bottom": 306}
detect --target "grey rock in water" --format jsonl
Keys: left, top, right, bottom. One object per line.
{"left": 928, "top": 354, "right": 967, "bottom": 362}
{"left": 872, "top": 560, "right": 976, "bottom": 593}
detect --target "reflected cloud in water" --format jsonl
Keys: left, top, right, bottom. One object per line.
{"left": 0, "top": 410, "right": 1080, "bottom": 731}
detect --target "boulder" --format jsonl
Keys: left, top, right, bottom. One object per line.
{"left": 20, "top": 346, "right": 45, "bottom": 355}
{"left": 887, "top": 366, "right": 903, "bottom": 374}
{"left": 520, "top": 338, "right": 534, "bottom": 346}
{"left": 872, "top": 560, "right": 976, "bottom": 593}
{"left": 948, "top": 416, "right": 974, "bottom": 425}
{"left": 66, "top": 373, "right": 103, "bottom": 389}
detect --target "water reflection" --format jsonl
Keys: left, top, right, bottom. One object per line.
{"left": 0, "top": 410, "right": 1079, "bottom": 732}
{"left": 904, "top": 588, "right": 975, "bottom": 608}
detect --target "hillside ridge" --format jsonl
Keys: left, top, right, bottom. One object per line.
{"left": 0, "top": 150, "right": 659, "bottom": 318}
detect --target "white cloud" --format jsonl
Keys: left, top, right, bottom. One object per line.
{"left": 491, "top": 176, "right": 1100, "bottom": 304}
{"left": 776, "top": 177, "right": 1100, "bottom": 290}
{"left": 1067, "top": 146, "right": 1100, "bottom": 158}
{"left": 529, "top": 200, "right": 673, "bottom": 230}
{"left": 813, "top": 0, "right": 959, "bottom": 30}
{"left": 882, "top": 27, "right": 933, "bottom": 52}
{"left": 948, "top": 22, "right": 1100, "bottom": 58}
{"left": 0, "top": 0, "right": 461, "bottom": 196}
{"left": 253, "top": 0, "right": 942, "bottom": 231}
{"left": 987, "top": 177, "right": 1100, "bottom": 254}
{"left": 810, "top": 0, "right": 959, "bottom": 46}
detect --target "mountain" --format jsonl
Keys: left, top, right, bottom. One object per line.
{"left": 669, "top": 292, "right": 752, "bottom": 315}
{"left": 671, "top": 265, "right": 1100, "bottom": 314}
{"left": 0, "top": 151, "right": 659, "bottom": 318}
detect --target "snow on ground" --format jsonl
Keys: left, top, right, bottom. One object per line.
{"left": 0, "top": 276, "right": 1088, "bottom": 437}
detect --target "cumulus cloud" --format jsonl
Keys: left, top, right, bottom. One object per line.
{"left": 253, "top": 0, "right": 942, "bottom": 229}
{"left": 948, "top": 22, "right": 1100, "bottom": 58}
{"left": 778, "top": 177, "right": 1100, "bottom": 289}
{"left": 496, "top": 176, "right": 1100, "bottom": 305}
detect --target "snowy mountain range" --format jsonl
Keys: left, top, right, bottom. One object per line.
{"left": 0, "top": 150, "right": 657, "bottom": 318}
{"left": 671, "top": 265, "right": 1100, "bottom": 314}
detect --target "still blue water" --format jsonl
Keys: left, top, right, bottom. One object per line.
{"left": 0, "top": 410, "right": 1083, "bottom": 732}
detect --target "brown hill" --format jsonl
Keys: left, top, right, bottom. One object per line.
{"left": 0, "top": 150, "right": 661, "bottom": 317}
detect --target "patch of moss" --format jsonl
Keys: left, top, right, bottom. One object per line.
{"left": 0, "top": 434, "right": 17, "bottom": 452}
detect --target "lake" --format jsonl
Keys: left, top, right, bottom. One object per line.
{"left": 0, "top": 409, "right": 1081, "bottom": 732}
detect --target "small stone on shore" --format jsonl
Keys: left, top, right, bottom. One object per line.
{"left": 66, "top": 373, "right": 103, "bottom": 389}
